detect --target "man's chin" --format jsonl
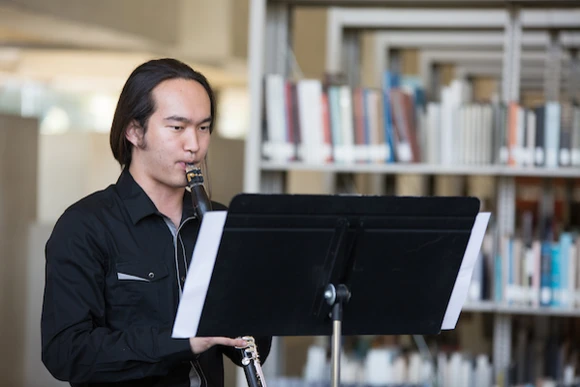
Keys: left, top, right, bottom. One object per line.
{"left": 165, "top": 178, "right": 188, "bottom": 189}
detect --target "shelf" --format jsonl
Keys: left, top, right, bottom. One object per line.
{"left": 462, "top": 300, "right": 498, "bottom": 312}
{"left": 261, "top": 161, "right": 580, "bottom": 178}
{"left": 495, "top": 305, "right": 580, "bottom": 317}
{"left": 463, "top": 301, "right": 580, "bottom": 317}
{"left": 267, "top": 0, "right": 580, "bottom": 8}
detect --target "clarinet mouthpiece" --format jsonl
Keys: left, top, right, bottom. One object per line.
{"left": 185, "top": 163, "right": 204, "bottom": 187}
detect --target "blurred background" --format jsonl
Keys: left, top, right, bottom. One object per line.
{"left": 1, "top": 0, "right": 580, "bottom": 386}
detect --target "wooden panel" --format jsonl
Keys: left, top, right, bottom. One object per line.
{"left": 473, "top": 76, "right": 498, "bottom": 102}
{"left": 292, "top": 7, "right": 328, "bottom": 79}
{"left": 439, "top": 63, "right": 456, "bottom": 87}
{"left": 401, "top": 48, "right": 419, "bottom": 75}
{"left": 231, "top": 0, "right": 250, "bottom": 59}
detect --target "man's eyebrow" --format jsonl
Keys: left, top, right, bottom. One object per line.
{"left": 164, "top": 115, "right": 193, "bottom": 124}
{"left": 163, "top": 115, "right": 212, "bottom": 125}
{"left": 198, "top": 116, "right": 212, "bottom": 125}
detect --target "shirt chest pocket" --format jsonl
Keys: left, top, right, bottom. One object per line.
{"left": 111, "top": 261, "right": 170, "bottom": 313}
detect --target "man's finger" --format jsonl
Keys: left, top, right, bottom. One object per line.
{"left": 211, "top": 337, "right": 247, "bottom": 348}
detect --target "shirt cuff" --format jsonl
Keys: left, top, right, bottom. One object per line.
{"left": 156, "top": 329, "right": 195, "bottom": 363}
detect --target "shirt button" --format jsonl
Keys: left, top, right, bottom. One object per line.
{"left": 181, "top": 276, "right": 186, "bottom": 282}
{"left": 148, "top": 272, "right": 155, "bottom": 279}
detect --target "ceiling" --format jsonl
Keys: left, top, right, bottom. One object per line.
{"left": 0, "top": 2, "right": 248, "bottom": 92}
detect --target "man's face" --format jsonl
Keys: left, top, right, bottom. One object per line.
{"left": 127, "top": 78, "right": 212, "bottom": 189}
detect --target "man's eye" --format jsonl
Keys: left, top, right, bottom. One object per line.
{"left": 171, "top": 126, "right": 184, "bottom": 130}
{"left": 199, "top": 125, "right": 210, "bottom": 132}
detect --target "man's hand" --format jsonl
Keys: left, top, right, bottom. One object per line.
{"left": 189, "top": 337, "right": 247, "bottom": 354}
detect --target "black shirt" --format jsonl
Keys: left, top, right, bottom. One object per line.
{"left": 41, "top": 168, "right": 271, "bottom": 386}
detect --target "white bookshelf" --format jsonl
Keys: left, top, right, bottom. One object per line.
{"left": 244, "top": 1, "right": 580, "bottom": 386}
{"left": 463, "top": 301, "right": 580, "bottom": 317}
{"left": 462, "top": 301, "right": 499, "bottom": 313}
{"left": 494, "top": 305, "right": 580, "bottom": 317}
{"left": 262, "top": 161, "right": 580, "bottom": 178}
{"left": 372, "top": 30, "right": 580, "bottom": 96}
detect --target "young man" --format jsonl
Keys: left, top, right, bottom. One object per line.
{"left": 41, "top": 58, "right": 272, "bottom": 387}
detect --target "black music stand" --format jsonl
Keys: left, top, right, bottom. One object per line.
{"left": 192, "top": 193, "right": 481, "bottom": 387}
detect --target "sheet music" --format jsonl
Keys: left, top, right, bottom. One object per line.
{"left": 172, "top": 211, "right": 227, "bottom": 338}
{"left": 441, "top": 212, "right": 491, "bottom": 330}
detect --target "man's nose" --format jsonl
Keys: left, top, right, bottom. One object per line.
{"left": 185, "top": 130, "right": 200, "bottom": 153}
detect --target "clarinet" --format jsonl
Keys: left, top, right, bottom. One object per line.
{"left": 185, "top": 164, "right": 267, "bottom": 387}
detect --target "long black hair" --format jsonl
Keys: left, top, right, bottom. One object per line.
{"left": 109, "top": 58, "right": 215, "bottom": 168}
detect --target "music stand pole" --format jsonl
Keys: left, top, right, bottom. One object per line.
{"left": 325, "top": 283, "right": 351, "bottom": 387}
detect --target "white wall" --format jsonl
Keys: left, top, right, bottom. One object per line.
{"left": 37, "top": 131, "right": 246, "bottom": 224}
{"left": 37, "top": 132, "right": 120, "bottom": 224}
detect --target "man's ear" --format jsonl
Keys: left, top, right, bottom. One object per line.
{"left": 125, "top": 120, "right": 143, "bottom": 147}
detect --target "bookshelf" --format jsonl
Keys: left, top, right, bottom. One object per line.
{"left": 372, "top": 30, "right": 580, "bottom": 50}
{"left": 455, "top": 65, "right": 570, "bottom": 91}
{"left": 244, "top": 0, "right": 580, "bottom": 386}
{"left": 418, "top": 49, "right": 571, "bottom": 94}
{"left": 373, "top": 31, "right": 580, "bottom": 96}
{"left": 261, "top": 162, "right": 580, "bottom": 178}
{"left": 462, "top": 301, "right": 580, "bottom": 318}
{"left": 323, "top": 6, "right": 580, "bottom": 82}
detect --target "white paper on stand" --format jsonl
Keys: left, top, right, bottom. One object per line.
{"left": 441, "top": 212, "right": 491, "bottom": 330}
{"left": 172, "top": 211, "right": 227, "bottom": 338}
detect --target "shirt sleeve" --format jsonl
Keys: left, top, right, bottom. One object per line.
{"left": 41, "top": 209, "right": 195, "bottom": 383}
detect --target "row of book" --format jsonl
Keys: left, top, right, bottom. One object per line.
{"left": 293, "top": 338, "right": 579, "bottom": 387}
{"left": 505, "top": 317, "right": 580, "bottom": 387}
{"left": 495, "top": 232, "right": 580, "bottom": 308}
{"left": 267, "top": 380, "right": 427, "bottom": 387}
{"left": 300, "top": 344, "right": 577, "bottom": 387}
{"left": 493, "top": 231, "right": 580, "bottom": 307}
{"left": 468, "top": 227, "right": 580, "bottom": 307}
{"left": 300, "top": 345, "right": 493, "bottom": 387}
{"left": 267, "top": 379, "right": 570, "bottom": 387}
{"left": 467, "top": 177, "right": 580, "bottom": 306}
{"left": 267, "top": 381, "right": 427, "bottom": 387}
{"left": 498, "top": 101, "right": 580, "bottom": 168}
{"left": 261, "top": 71, "right": 580, "bottom": 167}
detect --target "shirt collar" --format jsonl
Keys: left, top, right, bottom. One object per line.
{"left": 115, "top": 168, "right": 196, "bottom": 225}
